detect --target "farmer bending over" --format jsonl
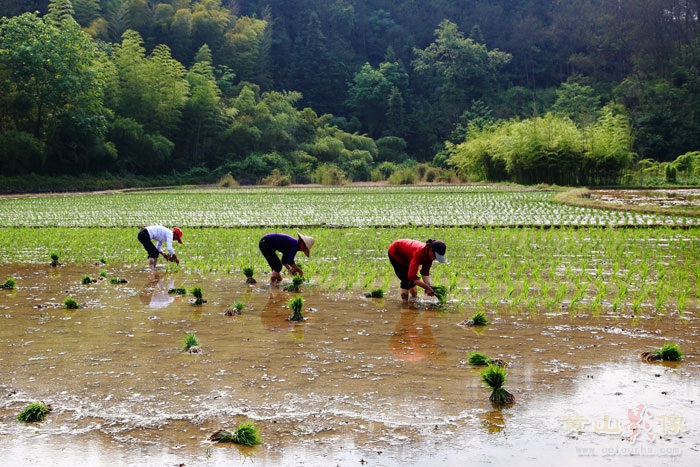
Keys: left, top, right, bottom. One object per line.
{"left": 137, "top": 225, "right": 182, "bottom": 270}
{"left": 388, "top": 238, "right": 447, "bottom": 301}
{"left": 259, "top": 232, "right": 314, "bottom": 283}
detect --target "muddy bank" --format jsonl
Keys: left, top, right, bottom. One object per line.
{"left": 1, "top": 264, "right": 698, "bottom": 466}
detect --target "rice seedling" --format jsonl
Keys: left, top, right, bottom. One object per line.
{"left": 17, "top": 402, "right": 52, "bottom": 423}
{"left": 432, "top": 285, "right": 448, "bottom": 303}
{"left": 191, "top": 286, "right": 206, "bottom": 305}
{"left": 468, "top": 352, "right": 506, "bottom": 367}
{"left": 283, "top": 275, "right": 304, "bottom": 292}
{"left": 1, "top": 277, "right": 15, "bottom": 289}
{"left": 182, "top": 332, "right": 200, "bottom": 353}
{"left": 63, "top": 297, "right": 79, "bottom": 309}
{"left": 81, "top": 275, "right": 94, "bottom": 285}
{"left": 288, "top": 296, "right": 304, "bottom": 321}
{"left": 109, "top": 277, "right": 128, "bottom": 284}
{"left": 639, "top": 342, "right": 683, "bottom": 362}
{"left": 99, "top": 270, "right": 108, "bottom": 278}
{"left": 225, "top": 300, "right": 245, "bottom": 316}
{"left": 364, "top": 288, "right": 384, "bottom": 298}
{"left": 209, "top": 421, "right": 261, "bottom": 445}
{"left": 481, "top": 364, "right": 515, "bottom": 405}
{"left": 459, "top": 311, "right": 489, "bottom": 327}
{"left": 168, "top": 286, "right": 186, "bottom": 294}
{"left": 243, "top": 266, "right": 256, "bottom": 284}
{"left": 50, "top": 252, "right": 60, "bottom": 267}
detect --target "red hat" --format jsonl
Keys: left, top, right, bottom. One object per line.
{"left": 173, "top": 227, "right": 183, "bottom": 244}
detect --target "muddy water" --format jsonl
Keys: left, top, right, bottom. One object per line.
{"left": 0, "top": 264, "right": 698, "bottom": 467}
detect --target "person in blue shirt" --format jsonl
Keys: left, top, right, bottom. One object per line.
{"left": 259, "top": 232, "right": 315, "bottom": 283}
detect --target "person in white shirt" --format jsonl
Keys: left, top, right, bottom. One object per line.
{"left": 137, "top": 225, "right": 183, "bottom": 270}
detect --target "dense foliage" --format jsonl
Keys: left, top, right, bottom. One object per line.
{"left": 2, "top": 1, "right": 700, "bottom": 188}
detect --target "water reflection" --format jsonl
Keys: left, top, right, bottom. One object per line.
{"left": 138, "top": 273, "right": 175, "bottom": 308}
{"left": 260, "top": 286, "right": 294, "bottom": 333}
{"left": 389, "top": 303, "right": 445, "bottom": 362}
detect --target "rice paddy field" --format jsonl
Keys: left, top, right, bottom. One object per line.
{"left": 1, "top": 185, "right": 699, "bottom": 467}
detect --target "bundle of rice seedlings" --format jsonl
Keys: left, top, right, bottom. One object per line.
{"left": 50, "top": 252, "right": 60, "bottom": 267}
{"left": 17, "top": 402, "right": 52, "bottom": 423}
{"left": 110, "top": 277, "right": 128, "bottom": 284}
{"left": 243, "top": 267, "right": 256, "bottom": 284}
{"left": 182, "top": 332, "right": 200, "bottom": 353}
{"left": 191, "top": 286, "right": 206, "bottom": 305}
{"left": 283, "top": 275, "right": 304, "bottom": 292}
{"left": 209, "top": 422, "right": 261, "bottom": 446}
{"left": 364, "top": 288, "right": 384, "bottom": 298}
{"left": 468, "top": 352, "right": 490, "bottom": 366}
{"left": 168, "top": 286, "right": 186, "bottom": 294}
{"left": 468, "top": 352, "right": 507, "bottom": 367}
{"left": 81, "top": 275, "right": 94, "bottom": 285}
{"left": 225, "top": 301, "right": 245, "bottom": 316}
{"left": 1, "top": 277, "right": 16, "bottom": 289}
{"left": 481, "top": 364, "right": 515, "bottom": 405}
{"left": 640, "top": 342, "right": 682, "bottom": 362}
{"left": 471, "top": 311, "right": 489, "bottom": 326}
{"left": 63, "top": 297, "right": 79, "bottom": 309}
{"left": 288, "top": 296, "right": 304, "bottom": 321}
{"left": 432, "top": 285, "right": 448, "bottom": 303}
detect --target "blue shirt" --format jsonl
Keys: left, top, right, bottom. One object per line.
{"left": 262, "top": 233, "right": 299, "bottom": 265}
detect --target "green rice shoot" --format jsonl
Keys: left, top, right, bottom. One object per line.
{"left": 81, "top": 275, "right": 93, "bottom": 285}
{"left": 209, "top": 422, "right": 261, "bottom": 445}
{"left": 17, "top": 402, "right": 52, "bottom": 423}
{"left": 657, "top": 342, "right": 683, "bottom": 361}
{"left": 1, "top": 277, "right": 15, "bottom": 289}
{"left": 168, "top": 286, "right": 187, "bottom": 294}
{"left": 481, "top": 364, "right": 515, "bottom": 405}
{"left": 365, "top": 288, "right": 385, "bottom": 298}
{"left": 288, "top": 296, "right": 304, "bottom": 321}
{"left": 63, "top": 297, "right": 79, "bottom": 309}
{"left": 191, "top": 286, "right": 205, "bottom": 305}
{"left": 243, "top": 266, "right": 256, "bottom": 284}
{"left": 432, "top": 285, "right": 448, "bottom": 303}
{"left": 284, "top": 275, "right": 304, "bottom": 292}
{"left": 182, "top": 332, "right": 200, "bottom": 351}
{"left": 471, "top": 311, "right": 489, "bottom": 326}
{"left": 468, "top": 352, "right": 490, "bottom": 366}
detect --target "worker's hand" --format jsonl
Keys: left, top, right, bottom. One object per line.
{"left": 171, "top": 254, "right": 179, "bottom": 264}
{"left": 425, "top": 286, "right": 435, "bottom": 297}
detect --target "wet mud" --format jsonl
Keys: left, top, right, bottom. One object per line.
{"left": 1, "top": 264, "right": 699, "bottom": 466}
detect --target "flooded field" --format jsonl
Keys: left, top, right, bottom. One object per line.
{"left": 1, "top": 263, "right": 698, "bottom": 466}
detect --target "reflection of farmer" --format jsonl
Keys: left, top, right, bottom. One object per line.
{"left": 139, "top": 275, "right": 175, "bottom": 308}
{"left": 388, "top": 239, "right": 447, "bottom": 301}
{"left": 390, "top": 308, "right": 440, "bottom": 362}
{"left": 137, "top": 225, "right": 182, "bottom": 270}
{"left": 259, "top": 232, "right": 314, "bottom": 283}
{"left": 260, "top": 288, "right": 293, "bottom": 332}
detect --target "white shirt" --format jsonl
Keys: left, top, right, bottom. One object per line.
{"left": 145, "top": 225, "right": 175, "bottom": 255}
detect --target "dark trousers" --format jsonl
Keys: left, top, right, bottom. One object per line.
{"left": 259, "top": 237, "right": 283, "bottom": 273}
{"left": 138, "top": 228, "right": 159, "bottom": 259}
{"left": 388, "top": 252, "right": 413, "bottom": 289}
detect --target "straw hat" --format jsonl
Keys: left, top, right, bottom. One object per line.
{"left": 297, "top": 232, "right": 315, "bottom": 257}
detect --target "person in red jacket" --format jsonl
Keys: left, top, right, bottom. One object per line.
{"left": 388, "top": 238, "right": 447, "bottom": 301}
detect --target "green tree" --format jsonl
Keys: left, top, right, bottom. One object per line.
{"left": 412, "top": 20, "right": 511, "bottom": 140}
{"left": 0, "top": 11, "right": 110, "bottom": 173}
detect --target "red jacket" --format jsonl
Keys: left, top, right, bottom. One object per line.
{"left": 388, "top": 239, "right": 433, "bottom": 284}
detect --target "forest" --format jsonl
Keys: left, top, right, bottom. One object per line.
{"left": 1, "top": 0, "right": 700, "bottom": 190}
